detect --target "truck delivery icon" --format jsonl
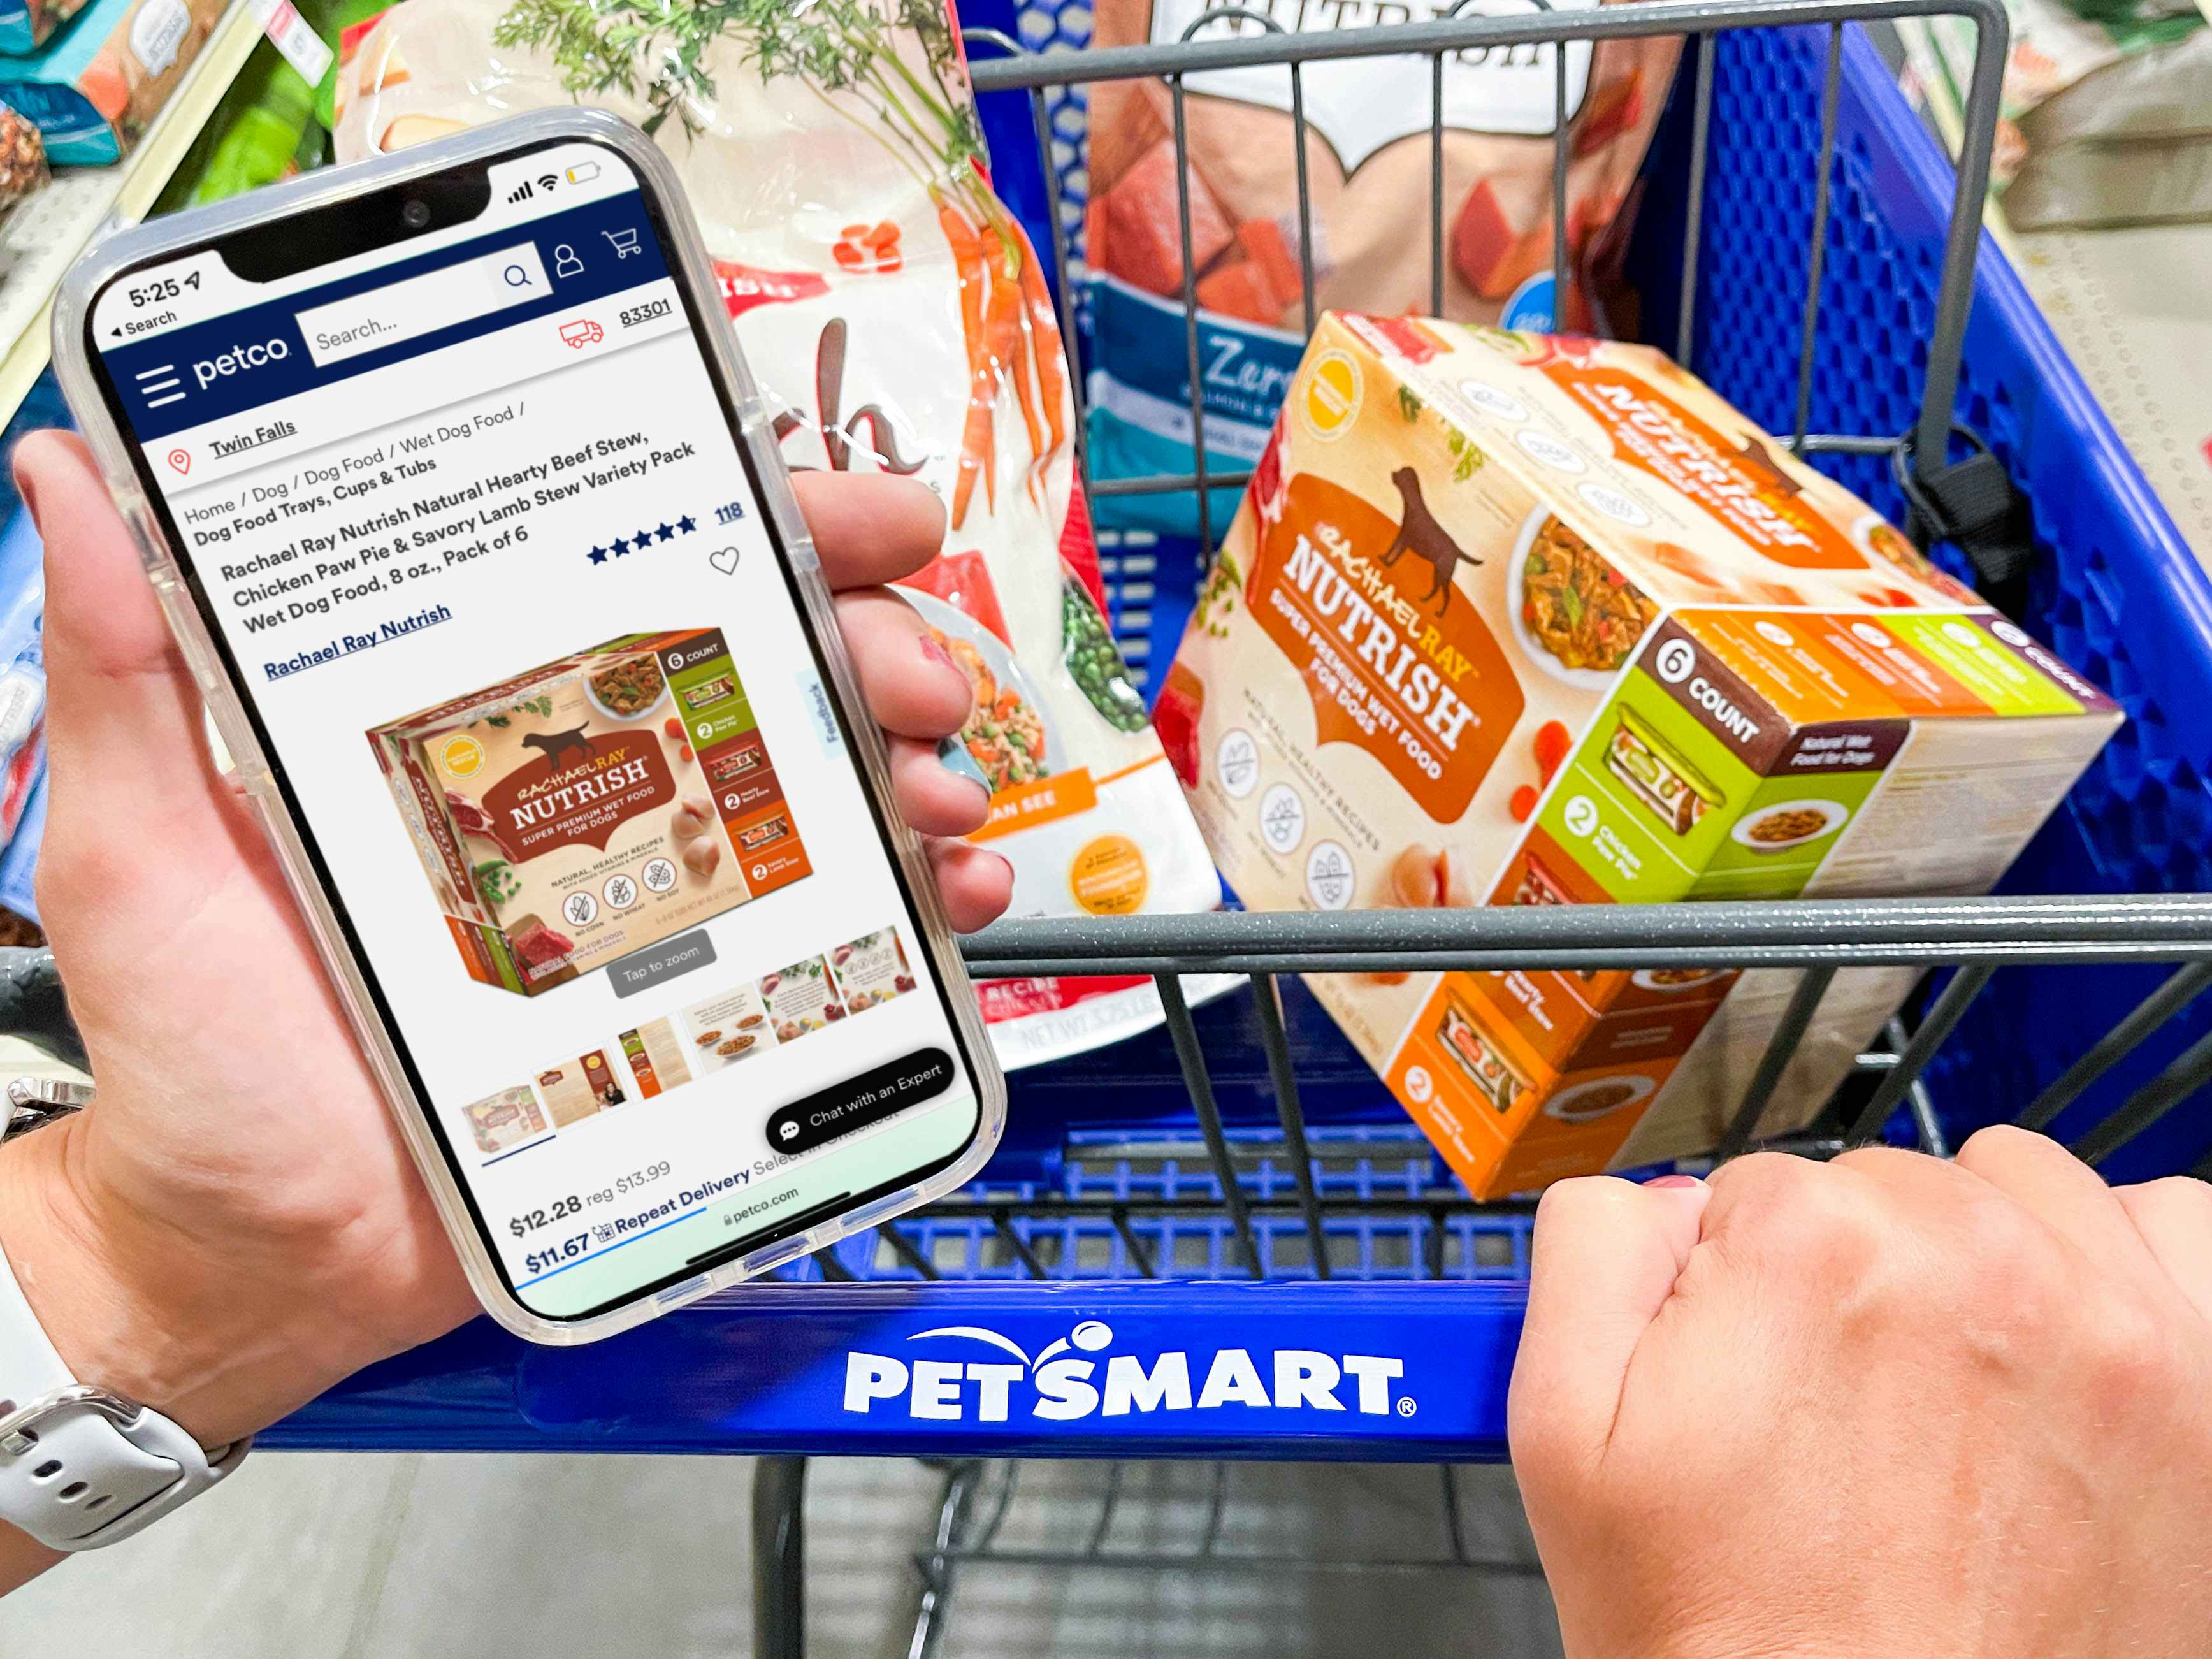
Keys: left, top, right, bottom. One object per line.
{"left": 558, "top": 318, "right": 604, "bottom": 349}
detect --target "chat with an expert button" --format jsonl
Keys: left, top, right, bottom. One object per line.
{"left": 765, "top": 1048, "right": 955, "bottom": 1155}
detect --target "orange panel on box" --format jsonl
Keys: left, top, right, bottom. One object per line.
{"left": 1477, "top": 969, "right": 1600, "bottom": 1071}
{"left": 1686, "top": 610, "right": 1907, "bottom": 723}
{"left": 1795, "top": 611, "right": 1993, "bottom": 717}
{"left": 1384, "top": 976, "right": 1562, "bottom": 1196}
{"left": 1491, "top": 825, "right": 1614, "bottom": 907}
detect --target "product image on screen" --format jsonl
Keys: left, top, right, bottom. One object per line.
{"left": 84, "top": 138, "right": 986, "bottom": 1321}
{"left": 368, "top": 628, "right": 809, "bottom": 996}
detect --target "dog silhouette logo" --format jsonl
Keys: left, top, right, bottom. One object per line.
{"left": 1380, "top": 467, "right": 1482, "bottom": 615}
{"left": 521, "top": 725, "right": 599, "bottom": 771}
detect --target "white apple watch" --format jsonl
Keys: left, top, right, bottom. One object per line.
{"left": 1, "top": 1084, "right": 249, "bottom": 1551}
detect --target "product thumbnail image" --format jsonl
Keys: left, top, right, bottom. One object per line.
{"left": 368, "top": 628, "right": 811, "bottom": 996}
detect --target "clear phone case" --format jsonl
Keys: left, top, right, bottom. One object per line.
{"left": 48, "top": 108, "right": 1008, "bottom": 1346}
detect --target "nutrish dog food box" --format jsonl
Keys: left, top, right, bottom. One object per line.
{"left": 1157, "top": 314, "right": 2122, "bottom": 1196}
{"left": 368, "top": 628, "right": 810, "bottom": 997}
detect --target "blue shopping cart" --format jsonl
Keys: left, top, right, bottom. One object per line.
{"left": 227, "top": 2, "right": 2212, "bottom": 1650}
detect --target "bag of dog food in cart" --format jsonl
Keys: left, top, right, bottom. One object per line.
{"left": 1085, "top": 0, "right": 1681, "bottom": 541}
{"left": 326, "top": 0, "right": 1224, "bottom": 1068}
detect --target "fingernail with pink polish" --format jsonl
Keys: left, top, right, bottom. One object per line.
{"left": 1645, "top": 1173, "right": 1705, "bottom": 1189}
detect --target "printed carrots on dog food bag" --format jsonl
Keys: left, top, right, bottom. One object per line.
{"left": 1164, "top": 315, "right": 2122, "bottom": 1195}
{"left": 331, "top": 0, "right": 1223, "bottom": 1068}
{"left": 1085, "top": 0, "right": 1680, "bottom": 542}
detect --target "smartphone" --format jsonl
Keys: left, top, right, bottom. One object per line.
{"left": 53, "top": 110, "right": 1005, "bottom": 1345}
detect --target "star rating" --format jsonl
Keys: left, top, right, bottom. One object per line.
{"left": 581, "top": 509, "right": 705, "bottom": 567}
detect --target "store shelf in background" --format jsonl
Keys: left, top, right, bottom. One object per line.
{"left": 0, "top": 0, "right": 260, "bottom": 429}
{"left": 2011, "top": 224, "right": 2212, "bottom": 579}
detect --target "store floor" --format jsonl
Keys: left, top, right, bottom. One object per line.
{"left": 0, "top": 1452, "right": 1563, "bottom": 1656}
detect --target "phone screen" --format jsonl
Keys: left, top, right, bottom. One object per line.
{"left": 80, "top": 136, "right": 988, "bottom": 1321}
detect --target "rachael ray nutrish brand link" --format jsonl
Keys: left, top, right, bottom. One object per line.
{"left": 329, "top": 0, "right": 1221, "bottom": 1064}
{"left": 1159, "top": 316, "right": 2122, "bottom": 1195}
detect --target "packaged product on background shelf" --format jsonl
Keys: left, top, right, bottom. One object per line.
{"left": 0, "top": 507, "right": 46, "bottom": 860}
{"left": 0, "top": 769, "right": 41, "bottom": 932}
{"left": 1159, "top": 314, "right": 2123, "bottom": 1195}
{"left": 0, "top": 0, "right": 224, "bottom": 163}
{"left": 0, "top": 105, "right": 48, "bottom": 219}
{"left": 154, "top": 34, "right": 326, "bottom": 210}
{"left": 324, "top": 0, "right": 1223, "bottom": 1067}
{"left": 1082, "top": 0, "right": 1679, "bottom": 541}
{"left": 0, "top": 0, "right": 89, "bottom": 55}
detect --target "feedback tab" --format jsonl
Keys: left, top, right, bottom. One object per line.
{"left": 765, "top": 1048, "right": 954, "bottom": 1154}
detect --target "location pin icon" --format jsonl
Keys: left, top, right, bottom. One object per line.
{"left": 166, "top": 449, "right": 191, "bottom": 475}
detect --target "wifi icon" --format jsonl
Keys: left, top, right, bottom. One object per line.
{"left": 537, "top": 173, "right": 560, "bottom": 194}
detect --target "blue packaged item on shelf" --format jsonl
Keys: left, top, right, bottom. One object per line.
{"left": 0, "top": 0, "right": 222, "bottom": 165}
{"left": 0, "top": 0, "right": 92, "bottom": 55}
{"left": 0, "top": 770, "right": 43, "bottom": 926}
{"left": 0, "top": 507, "right": 43, "bottom": 856}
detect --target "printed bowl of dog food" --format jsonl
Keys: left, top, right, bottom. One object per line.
{"left": 1510, "top": 510, "right": 1659, "bottom": 691}
{"left": 1730, "top": 799, "right": 1849, "bottom": 854}
{"left": 902, "top": 590, "right": 1063, "bottom": 793}
{"left": 1543, "top": 1073, "right": 1656, "bottom": 1124}
{"left": 584, "top": 651, "right": 670, "bottom": 722}
{"left": 1629, "top": 967, "right": 1731, "bottom": 995}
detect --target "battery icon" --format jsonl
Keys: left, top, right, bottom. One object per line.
{"left": 565, "top": 161, "right": 602, "bottom": 185}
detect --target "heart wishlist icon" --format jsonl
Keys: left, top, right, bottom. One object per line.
{"left": 166, "top": 449, "right": 191, "bottom": 475}
{"left": 709, "top": 546, "right": 739, "bottom": 574}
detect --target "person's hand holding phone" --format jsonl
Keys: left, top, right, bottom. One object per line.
{"left": 1510, "top": 1128, "right": 2212, "bottom": 1658}
{"left": 0, "top": 435, "right": 1009, "bottom": 1553}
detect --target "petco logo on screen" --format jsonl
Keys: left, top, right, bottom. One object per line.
{"left": 842, "top": 1321, "right": 1411, "bottom": 1423}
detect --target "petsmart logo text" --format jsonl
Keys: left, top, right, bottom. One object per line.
{"left": 843, "top": 1321, "right": 1412, "bottom": 1423}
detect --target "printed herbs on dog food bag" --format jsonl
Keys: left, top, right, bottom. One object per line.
{"left": 329, "top": 0, "right": 1223, "bottom": 1066}
{"left": 1161, "top": 315, "right": 2122, "bottom": 1196}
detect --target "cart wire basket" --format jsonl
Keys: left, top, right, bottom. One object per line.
{"left": 257, "top": 2, "right": 2212, "bottom": 1653}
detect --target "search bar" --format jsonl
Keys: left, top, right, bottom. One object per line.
{"left": 296, "top": 244, "right": 551, "bottom": 368}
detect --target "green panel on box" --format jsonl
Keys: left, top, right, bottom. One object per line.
{"left": 1877, "top": 614, "right": 2082, "bottom": 717}
{"left": 667, "top": 644, "right": 757, "bottom": 745}
{"left": 1690, "top": 767, "right": 1884, "bottom": 897}
{"left": 1551, "top": 670, "right": 1763, "bottom": 891}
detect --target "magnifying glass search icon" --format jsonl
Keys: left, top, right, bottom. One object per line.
{"left": 503, "top": 264, "right": 531, "bottom": 287}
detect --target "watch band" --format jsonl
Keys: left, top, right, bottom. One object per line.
{"left": 4, "top": 1076, "right": 93, "bottom": 1144}
{"left": 0, "top": 1231, "right": 249, "bottom": 1550}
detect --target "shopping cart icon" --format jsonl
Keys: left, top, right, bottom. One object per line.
{"left": 604, "top": 228, "right": 640, "bottom": 259}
